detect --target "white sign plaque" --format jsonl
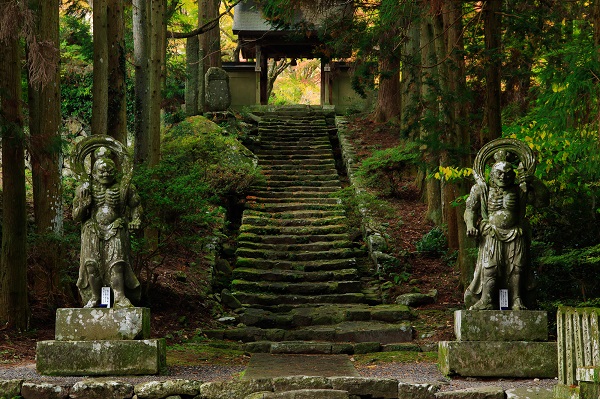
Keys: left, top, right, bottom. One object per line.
{"left": 499, "top": 289, "right": 509, "bottom": 310}
{"left": 101, "top": 287, "right": 111, "bottom": 308}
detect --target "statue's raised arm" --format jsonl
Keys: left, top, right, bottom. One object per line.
{"left": 71, "top": 136, "right": 141, "bottom": 308}
{"left": 463, "top": 138, "right": 548, "bottom": 311}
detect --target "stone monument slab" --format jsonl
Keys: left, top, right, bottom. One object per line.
{"left": 36, "top": 338, "right": 166, "bottom": 376}
{"left": 55, "top": 307, "right": 151, "bottom": 341}
{"left": 454, "top": 310, "right": 548, "bottom": 342}
{"left": 438, "top": 341, "right": 557, "bottom": 378}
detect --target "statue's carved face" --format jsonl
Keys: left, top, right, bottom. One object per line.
{"left": 491, "top": 161, "right": 515, "bottom": 188}
{"left": 92, "top": 158, "right": 116, "bottom": 185}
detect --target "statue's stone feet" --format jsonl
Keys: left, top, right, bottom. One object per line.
{"left": 84, "top": 298, "right": 100, "bottom": 308}
{"left": 469, "top": 299, "right": 493, "bottom": 310}
{"left": 113, "top": 296, "right": 133, "bottom": 308}
{"left": 511, "top": 297, "right": 527, "bottom": 310}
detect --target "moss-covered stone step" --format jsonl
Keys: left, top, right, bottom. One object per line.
{"left": 232, "top": 267, "right": 359, "bottom": 283}
{"left": 247, "top": 191, "right": 341, "bottom": 201}
{"left": 235, "top": 247, "right": 362, "bottom": 262}
{"left": 240, "top": 216, "right": 347, "bottom": 229}
{"left": 253, "top": 181, "right": 341, "bottom": 190}
{"left": 258, "top": 143, "right": 332, "bottom": 152}
{"left": 245, "top": 204, "right": 343, "bottom": 215}
{"left": 259, "top": 163, "right": 336, "bottom": 171}
{"left": 259, "top": 152, "right": 334, "bottom": 161}
{"left": 255, "top": 148, "right": 333, "bottom": 157}
{"left": 206, "top": 321, "right": 413, "bottom": 344}
{"left": 239, "top": 223, "right": 347, "bottom": 235}
{"left": 262, "top": 169, "right": 338, "bottom": 178}
{"left": 247, "top": 197, "right": 340, "bottom": 206}
{"left": 242, "top": 209, "right": 345, "bottom": 219}
{"left": 236, "top": 304, "right": 414, "bottom": 328}
{"left": 235, "top": 257, "right": 358, "bottom": 272}
{"left": 262, "top": 174, "right": 341, "bottom": 183}
{"left": 250, "top": 185, "right": 341, "bottom": 194}
{"left": 243, "top": 341, "right": 415, "bottom": 354}
{"left": 259, "top": 130, "right": 329, "bottom": 138}
{"left": 237, "top": 239, "right": 352, "bottom": 252}
{"left": 237, "top": 232, "right": 350, "bottom": 245}
{"left": 232, "top": 279, "right": 363, "bottom": 295}
{"left": 233, "top": 291, "right": 367, "bottom": 306}
{"left": 259, "top": 159, "right": 336, "bottom": 168}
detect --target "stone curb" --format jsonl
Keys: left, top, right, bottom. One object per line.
{"left": 1, "top": 376, "right": 530, "bottom": 399}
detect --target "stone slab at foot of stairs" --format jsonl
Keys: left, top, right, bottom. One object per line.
{"left": 242, "top": 353, "right": 360, "bottom": 380}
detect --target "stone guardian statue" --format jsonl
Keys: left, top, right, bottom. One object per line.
{"left": 464, "top": 138, "right": 549, "bottom": 310}
{"left": 72, "top": 136, "right": 142, "bottom": 308}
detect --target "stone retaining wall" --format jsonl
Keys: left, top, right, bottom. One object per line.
{"left": 335, "top": 117, "right": 401, "bottom": 274}
{"left": 0, "top": 376, "right": 545, "bottom": 399}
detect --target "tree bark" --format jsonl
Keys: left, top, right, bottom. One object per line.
{"left": 0, "top": 17, "right": 30, "bottom": 330}
{"left": 185, "top": 35, "right": 200, "bottom": 116}
{"left": 107, "top": 0, "right": 127, "bottom": 144}
{"left": 92, "top": 0, "right": 109, "bottom": 136}
{"left": 28, "top": 0, "right": 62, "bottom": 235}
{"left": 401, "top": 17, "right": 421, "bottom": 136}
{"left": 133, "top": 0, "right": 151, "bottom": 164}
{"left": 420, "top": 17, "right": 442, "bottom": 225}
{"left": 201, "top": 0, "right": 222, "bottom": 70}
{"left": 483, "top": 0, "right": 502, "bottom": 141}
{"left": 148, "top": 0, "right": 165, "bottom": 167}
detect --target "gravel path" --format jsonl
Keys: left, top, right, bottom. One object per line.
{"left": 1, "top": 361, "right": 557, "bottom": 393}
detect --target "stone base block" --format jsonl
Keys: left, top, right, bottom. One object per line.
{"left": 454, "top": 310, "right": 548, "bottom": 342}
{"left": 36, "top": 338, "right": 166, "bottom": 376}
{"left": 553, "top": 384, "right": 580, "bottom": 399}
{"left": 55, "top": 307, "right": 151, "bottom": 341}
{"left": 438, "top": 341, "right": 557, "bottom": 378}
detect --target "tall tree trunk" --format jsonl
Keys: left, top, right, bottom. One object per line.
{"left": 373, "top": 56, "right": 401, "bottom": 122}
{"left": 28, "top": 0, "right": 62, "bottom": 235}
{"left": 420, "top": 17, "right": 442, "bottom": 225}
{"left": 148, "top": 0, "right": 165, "bottom": 167}
{"left": 401, "top": 18, "right": 421, "bottom": 136}
{"left": 447, "top": 0, "right": 476, "bottom": 288}
{"left": 185, "top": 35, "right": 200, "bottom": 116}
{"left": 201, "top": 0, "right": 222, "bottom": 70}
{"left": 483, "top": 0, "right": 502, "bottom": 142}
{"left": 0, "top": 19, "right": 29, "bottom": 331}
{"left": 92, "top": 0, "right": 109, "bottom": 136}
{"left": 133, "top": 0, "right": 151, "bottom": 164}
{"left": 28, "top": 0, "right": 64, "bottom": 303}
{"left": 107, "top": 0, "right": 127, "bottom": 143}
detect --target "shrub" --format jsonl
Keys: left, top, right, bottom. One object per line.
{"left": 132, "top": 116, "right": 263, "bottom": 279}
{"left": 415, "top": 227, "right": 448, "bottom": 256}
{"left": 356, "top": 141, "right": 421, "bottom": 197}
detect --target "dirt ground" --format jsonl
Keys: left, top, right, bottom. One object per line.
{"left": 1, "top": 115, "right": 463, "bottom": 367}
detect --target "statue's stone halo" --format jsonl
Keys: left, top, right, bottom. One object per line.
{"left": 72, "top": 135, "right": 131, "bottom": 180}
{"left": 473, "top": 137, "right": 537, "bottom": 186}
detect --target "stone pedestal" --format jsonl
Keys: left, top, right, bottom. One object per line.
{"left": 36, "top": 308, "right": 165, "bottom": 376}
{"left": 439, "top": 310, "right": 557, "bottom": 378}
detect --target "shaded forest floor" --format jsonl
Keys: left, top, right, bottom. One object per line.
{"left": 1, "top": 115, "right": 463, "bottom": 368}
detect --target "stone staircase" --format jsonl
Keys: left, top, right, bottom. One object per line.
{"left": 207, "top": 107, "right": 414, "bottom": 354}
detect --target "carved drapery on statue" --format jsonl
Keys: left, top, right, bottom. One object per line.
{"left": 464, "top": 138, "right": 549, "bottom": 310}
{"left": 72, "top": 136, "right": 142, "bottom": 308}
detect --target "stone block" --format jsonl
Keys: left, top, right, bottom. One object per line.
{"left": 397, "top": 382, "right": 440, "bottom": 399}
{"left": 329, "top": 377, "right": 398, "bottom": 399}
{"left": 272, "top": 376, "right": 332, "bottom": 392}
{"left": 21, "top": 382, "right": 69, "bottom": 399}
{"left": 55, "top": 307, "right": 150, "bottom": 341}
{"left": 200, "top": 380, "right": 273, "bottom": 399}
{"left": 505, "top": 386, "right": 553, "bottom": 399}
{"left": 36, "top": 339, "right": 166, "bottom": 376}
{"left": 434, "top": 386, "right": 504, "bottom": 399}
{"left": 69, "top": 380, "right": 134, "bottom": 399}
{"left": 270, "top": 342, "right": 332, "bottom": 354}
{"left": 438, "top": 341, "right": 557, "bottom": 378}
{"left": 454, "top": 310, "right": 548, "bottom": 342}
{"left": 134, "top": 379, "right": 202, "bottom": 399}
{"left": 553, "top": 384, "right": 580, "bottom": 399}
{"left": 0, "top": 379, "right": 23, "bottom": 398}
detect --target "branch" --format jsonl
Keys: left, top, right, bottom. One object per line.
{"left": 167, "top": 0, "right": 244, "bottom": 39}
